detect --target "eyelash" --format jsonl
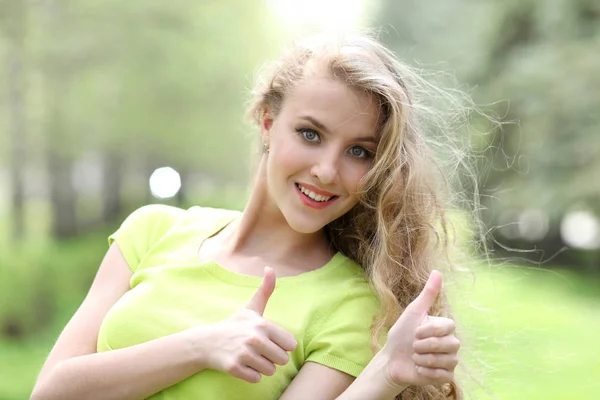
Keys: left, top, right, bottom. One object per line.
{"left": 295, "top": 128, "right": 373, "bottom": 160}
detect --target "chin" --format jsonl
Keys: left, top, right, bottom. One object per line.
{"left": 286, "top": 217, "right": 327, "bottom": 235}
{"left": 281, "top": 208, "right": 329, "bottom": 235}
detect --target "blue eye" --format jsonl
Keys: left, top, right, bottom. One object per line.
{"left": 299, "top": 129, "right": 320, "bottom": 142}
{"left": 349, "top": 146, "right": 369, "bottom": 159}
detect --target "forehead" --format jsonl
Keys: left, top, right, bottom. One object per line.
{"left": 280, "top": 71, "right": 380, "bottom": 137}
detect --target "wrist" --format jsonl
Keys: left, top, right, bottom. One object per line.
{"left": 370, "top": 351, "right": 409, "bottom": 395}
{"left": 337, "top": 352, "right": 407, "bottom": 400}
{"left": 181, "top": 326, "right": 213, "bottom": 371}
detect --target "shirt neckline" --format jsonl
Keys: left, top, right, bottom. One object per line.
{"left": 197, "top": 211, "right": 345, "bottom": 287}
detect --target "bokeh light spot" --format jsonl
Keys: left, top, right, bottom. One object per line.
{"left": 560, "top": 211, "right": 600, "bottom": 250}
{"left": 149, "top": 167, "right": 181, "bottom": 199}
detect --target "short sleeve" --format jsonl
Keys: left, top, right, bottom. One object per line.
{"left": 108, "top": 204, "right": 184, "bottom": 272}
{"left": 304, "top": 285, "right": 380, "bottom": 377}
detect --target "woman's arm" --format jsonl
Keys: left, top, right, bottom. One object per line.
{"left": 32, "top": 328, "right": 210, "bottom": 400}
{"left": 280, "top": 357, "right": 402, "bottom": 400}
{"left": 280, "top": 271, "right": 459, "bottom": 400}
{"left": 32, "top": 249, "right": 297, "bottom": 400}
{"left": 31, "top": 243, "right": 211, "bottom": 400}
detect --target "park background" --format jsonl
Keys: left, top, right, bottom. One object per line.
{"left": 1, "top": 0, "right": 599, "bottom": 398}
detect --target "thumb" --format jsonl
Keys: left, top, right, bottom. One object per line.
{"left": 407, "top": 270, "right": 442, "bottom": 315}
{"left": 246, "top": 266, "right": 276, "bottom": 316}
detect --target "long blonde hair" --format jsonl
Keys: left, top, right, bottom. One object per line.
{"left": 248, "top": 31, "right": 480, "bottom": 399}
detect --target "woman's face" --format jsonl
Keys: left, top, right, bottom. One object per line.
{"left": 261, "top": 71, "right": 380, "bottom": 234}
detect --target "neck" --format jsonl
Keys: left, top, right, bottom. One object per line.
{"left": 221, "top": 163, "right": 332, "bottom": 266}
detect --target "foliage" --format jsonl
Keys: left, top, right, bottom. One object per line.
{"left": 375, "top": 0, "right": 600, "bottom": 267}
{"left": 0, "top": 0, "right": 278, "bottom": 177}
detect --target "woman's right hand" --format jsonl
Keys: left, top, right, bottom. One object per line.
{"left": 195, "top": 267, "right": 297, "bottom": 383}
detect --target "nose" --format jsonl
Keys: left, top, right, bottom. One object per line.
{"left": 310, "top": 152, "right": 339, "bottom": 185}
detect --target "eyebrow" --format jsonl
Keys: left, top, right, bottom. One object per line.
{"left": 299, "top": 115, "right": 378, "bottom": 144}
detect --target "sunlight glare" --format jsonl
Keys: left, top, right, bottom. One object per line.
{"left": 267, "top": 0, "right": 369, "bottom": 33}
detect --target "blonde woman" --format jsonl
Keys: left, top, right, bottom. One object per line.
{"left": 32, "top": 33, "right": 467, "bottom": 400}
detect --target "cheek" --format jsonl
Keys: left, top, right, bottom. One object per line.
{"left": 342, "top": 162, "right": 371, "bottom": 195}
{"left": 271, "top": 134, "right": 312, "bottom": 172}
{"left": 271, "top": 143, "right": 300, "bottom": 176}
{"left": 267, "top": 138, "right": 306, "bottom": 192}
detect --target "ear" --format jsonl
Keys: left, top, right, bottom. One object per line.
{"left": 261, "top": 108, "right": 274, "bottom": 143}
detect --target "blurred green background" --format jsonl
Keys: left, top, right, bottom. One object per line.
{"left": 1, "top": 0, "right": 599, "bottom": 399}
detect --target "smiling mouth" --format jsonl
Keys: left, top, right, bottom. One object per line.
{"left": 295, "top": 183, "right": 339, "bottom": 203}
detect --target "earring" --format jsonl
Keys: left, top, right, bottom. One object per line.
{"left": 262, "top": 142, "right": 270, "bottom": 154}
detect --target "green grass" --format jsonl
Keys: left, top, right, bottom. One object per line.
{"left": 0, "top": 340, "right": 49, "bottom": 400}
{"left": 453, "top": 266, "right": 600, "bottom": 399}
{"left": 1, "top": 265, "right": 599, "bottom": 399}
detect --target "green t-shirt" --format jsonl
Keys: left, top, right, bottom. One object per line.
{"left": 97, "top": 204, "right": 380, "bottom": 400}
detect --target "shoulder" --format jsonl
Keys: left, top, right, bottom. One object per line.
{"left": 303, "top": 254, "right": 380, "bottom": 377}
{"left": 110, "top": 204, "right": 185, "bottom": 243}
{"left": 114, "top": 204, "right": 240, "bottom": 235}
{"left": 328, "top": 253, "right": 378, "bottom": 307}
{"left": 125, "top": 203, "right": 186, "bottom": 225}
{"left": 182, "top": 205, "right": 241, "bottom": 226}
{"left": 303, "top": 252, "right": 379, "bottom": 319}
{"left": 109, "top": 204, "right": 240, "bottom": 271}
{"left": 307, "top": 252, "right": 380, "bottom": 340}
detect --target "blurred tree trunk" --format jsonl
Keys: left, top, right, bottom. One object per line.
{"left": 47, "top": 150, "right": 78, "bottom": 239}
{"left": 46, "top": 75, "right": 77, "bottom": 239}
{"left": 102, "top": 150, "right": 124, "bottom": 223}
{"left": 3, "top": 0, "right": 28, "bottom": 241}
{"left": 42, "top": 0, "right": 78, "bottom": 239}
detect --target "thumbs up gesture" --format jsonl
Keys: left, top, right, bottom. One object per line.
{"left": 246, "top": 266, "right": 278, "bottom": 315}
{"left": 201, "top": 267, "right": 297, "bottom": 383}
{"left": 381, "top": 271, "right": 460, "bottom": 388}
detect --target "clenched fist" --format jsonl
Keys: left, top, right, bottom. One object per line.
{"left": 197, "top": 267, "right": 297, "bottom": 383}
{"left": 381, "top": 271, "right": 460, "bottom": 388}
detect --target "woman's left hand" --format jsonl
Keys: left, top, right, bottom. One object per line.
{"left": 380, "top": 271, "right": 460, "bottom": 389}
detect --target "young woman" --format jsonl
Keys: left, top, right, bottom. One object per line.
{"left": 32, "top": 32, "right": 467, "bottom": 400}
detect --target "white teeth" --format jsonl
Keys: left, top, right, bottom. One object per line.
{"left": 298, "top": 185, "right": 333, "bottom": 202}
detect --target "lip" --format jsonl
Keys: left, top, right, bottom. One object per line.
{"left": 296, "top": 182, "right": 339, "bottom": 197}
{"left": 295, "top": 184, "right": 338, "bottom": 210}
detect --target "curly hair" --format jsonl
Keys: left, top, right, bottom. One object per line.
{"left": 247, "top": 31, "right": 482, "bottom": 400}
